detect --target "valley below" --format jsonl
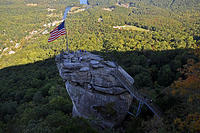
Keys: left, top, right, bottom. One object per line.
{"left": 0, "top": 0, "right": 199, "bottom": 133}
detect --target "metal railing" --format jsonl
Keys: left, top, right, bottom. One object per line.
{"left": 112, "top": 68, "right": 163, "bottom": 118}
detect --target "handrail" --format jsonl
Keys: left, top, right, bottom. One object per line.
{"left": 112, "top": 68, "right": 163, "bottom": 118}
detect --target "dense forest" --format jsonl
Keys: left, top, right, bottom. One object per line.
{"left": 0, "top": 0, "right": 200, "bottom": 133}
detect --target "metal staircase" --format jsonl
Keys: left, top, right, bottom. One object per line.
{"left": 112, "top": 68, "right": 163, "bottom": 118}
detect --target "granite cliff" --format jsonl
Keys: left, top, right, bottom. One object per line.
{"left": 55, "top": 51, "right": 134, "bottom": 128}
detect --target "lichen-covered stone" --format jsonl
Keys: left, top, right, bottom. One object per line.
{"left": 103, "top": 61, "right": 116, "bottom": 68}
{"left": 90, "top": 60, "right": 99, "bottom": 65}
{"left": 79, "top": 67, "right": 90, "bottom": 72}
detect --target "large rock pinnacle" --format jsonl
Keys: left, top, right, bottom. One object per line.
{"left": 55, "top": 51, "right": 134, "bottom": 128}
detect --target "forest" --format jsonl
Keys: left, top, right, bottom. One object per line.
{"left": 0, "top": 0, "right": 200, "bottom": 133}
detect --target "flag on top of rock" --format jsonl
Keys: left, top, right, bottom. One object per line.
{"left": 48, "top": 0, "right": 89, "bottom": 43}
{"left": 48, "top": 6, "right": 72, "bottom": 43}
{"left": 48, "top": 21, "right": 66, "bottom": 42}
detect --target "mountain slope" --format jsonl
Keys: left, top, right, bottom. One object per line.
{"left": 122, "top": 0, "right": 200, "bottom": 10}
{"left": 0, "top": 0, "right": 200, "bottom": 132}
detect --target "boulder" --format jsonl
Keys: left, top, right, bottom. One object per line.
{"left": 55, "top": 51, "right": 133, "bottom": 128}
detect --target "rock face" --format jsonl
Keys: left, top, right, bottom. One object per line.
{"left": 55, "top": 51, "right": 134, "bottom": 128}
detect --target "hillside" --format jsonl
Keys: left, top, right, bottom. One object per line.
{"left": 0, "top": 0, "right": 200, "bottom": 133}
{"left": 120, "top": 0, "right": 200, "bottom": 10}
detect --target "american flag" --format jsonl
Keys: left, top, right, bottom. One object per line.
{"left": 48, "top": 21, "right": 66, "bottom": 42}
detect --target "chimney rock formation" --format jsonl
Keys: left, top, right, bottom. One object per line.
{"left": 55, "top": 51, "right": 134, "bottom": 128}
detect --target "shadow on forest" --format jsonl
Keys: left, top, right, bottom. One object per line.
{"left": 0, "top": 48, "right": 198, "bottom": 108}
{"left": 0, "top": 48, "right": 199, "bottom": 132}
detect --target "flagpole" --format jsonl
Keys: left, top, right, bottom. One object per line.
{"left": 63, "top": 6, "right": 72, "bottom": 53}
{"left": 65, "top": 29, "right": 69, "bottom": 53}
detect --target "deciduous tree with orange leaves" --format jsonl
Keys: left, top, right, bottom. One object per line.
{"left": 172, "top": 48, "right": 200, "bottom": 133}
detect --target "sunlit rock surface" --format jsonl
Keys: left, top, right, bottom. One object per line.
{"left": 55, "top": 51, "right": 133, "bottom": 128}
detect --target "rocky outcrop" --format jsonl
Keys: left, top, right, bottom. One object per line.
{"left": 55, "top": 51, "right": 134, "bottom": 128}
